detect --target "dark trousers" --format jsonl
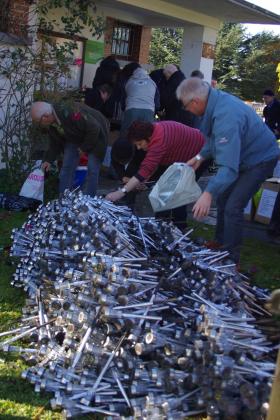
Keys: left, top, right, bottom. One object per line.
{"left": 215, "top": 159, "right": 277, "bottom": 262}
{"left": 60, "top": 143, "right": 101, "bottom": 197}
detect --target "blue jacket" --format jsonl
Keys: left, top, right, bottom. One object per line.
{"left": 198, "top": 88, "right": 279, "bottom": 198}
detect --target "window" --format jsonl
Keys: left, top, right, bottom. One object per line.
{"left": 111, "top": 21, "right": 141, "bottom": 60}
{"left": 112, "top": 25, "right": 130, "bottom": 56}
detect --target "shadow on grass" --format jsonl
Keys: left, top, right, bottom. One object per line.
{"left": 0, "top": 374, "right": 50, "bottom": 408}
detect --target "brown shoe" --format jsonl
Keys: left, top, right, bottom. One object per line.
{"left": 204, "top": 240, "right": 222, "bottom": 250}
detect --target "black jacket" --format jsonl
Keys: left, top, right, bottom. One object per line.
{"left": 44, "top": 102, "right": 109, "bottom": 163}
{"left": 263, "top": 99, "right": 280, "bottom": 134}
{"left": 150, "top": 69, "right": 166, "bottom": 111}
{"left": 161, "top": 70, "right": 194, "bottom": 127}
{"left": 92, "top": 57, "right": 120, "bottom": 88}
{"left": 84, "top": 87, "right": 115, "bottom": 119}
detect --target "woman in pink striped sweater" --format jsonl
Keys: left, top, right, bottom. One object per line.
{"left": 106, "top": 120, "right": 205, "bottom": 229}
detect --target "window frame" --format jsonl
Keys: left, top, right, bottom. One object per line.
{"left": 110, "top": 20, "right": 141, "bottom": 61}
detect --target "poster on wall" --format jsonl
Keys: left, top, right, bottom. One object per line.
{"left": 85, "top": 40, "right": 104, "bottom": 64}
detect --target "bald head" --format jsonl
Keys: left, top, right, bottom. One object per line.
{"left": 176, "top": 78, "right": 210, "bottom": 116}
{"left": 163, "top": 64, "right": 178, "bottom": 80}
{"left": 31, "top": 102, "right": 55, "bottom": 126}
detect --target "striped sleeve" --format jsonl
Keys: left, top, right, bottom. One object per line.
{"left": 136, "top": 138, "right": 166, "bottom": 180}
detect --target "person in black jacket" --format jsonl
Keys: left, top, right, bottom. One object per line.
{"left": 88, "top": 56, "right": 120, "bottom": 121}
{"left": 263, "top": 89, "right": 280, "bottom": 137}
{"left": 161, "top": 64, "right": 194, "bottom": 127}
{"left": 92, "top": 56, "right": 120, "bottom": 88}
{"left": 31, "top": 101, "right": 109, "bottom": 197}
{"left": 84, "top": 84, "right": 113, "bottom": 118}
{"left": 150, "top": 68, "right": 166, "bottom": 112}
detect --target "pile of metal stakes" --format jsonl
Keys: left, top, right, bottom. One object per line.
{"left": 0, "top": 190, "right": 277, "bottom": 419}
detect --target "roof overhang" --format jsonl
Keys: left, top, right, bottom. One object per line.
{"left": 101, "top": 0, "right": 280, "bottom": 29}
{"left": 173, "top": 0, "right": 280, "bottom": 24}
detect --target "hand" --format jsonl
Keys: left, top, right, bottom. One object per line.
{"left": 41, "top": 161, "right": 51, "bottom": 172}
{"left": 135, "top": 182, "right": 147, "bottom": 191}
{"left": 135, "top": 183, "right": 145, "bottom": 191}
{"left": 192, "top": 191, "right": 212, "bottom": 219}
{"left": 187, "top": 156, "right": 203, "bottom": 171}
{"left": 105, "top": 190, "right": 125, "bottom": 202}
{"left": 122, "top": 177, "right": 130, "bottom": 184}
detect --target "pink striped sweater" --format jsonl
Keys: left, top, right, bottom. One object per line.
{"left": 136, "top": 121, "right": 205, "bottom": 181}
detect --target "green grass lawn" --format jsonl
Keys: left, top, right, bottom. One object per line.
{"left": 0, "top": 210, "right": 279, "bottom": 418}
{"left": 0, "top": 211, "right": 63, "bottom": 419}
{"left": 189, "top": 220, "right": 280, "bottom": 289}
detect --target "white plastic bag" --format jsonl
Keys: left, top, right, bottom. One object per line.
{"left": 149, "top": 163, "right": 201, "bottom": 212}
{"left": 19, "top": 168, "right": 44, "bottom": 202}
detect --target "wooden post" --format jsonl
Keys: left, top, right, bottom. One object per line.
{"left": 267, "top": 289, "right": 280, "bottom": 420}
{"left": 267, "top": 350, "right": 280, "bottom": 420}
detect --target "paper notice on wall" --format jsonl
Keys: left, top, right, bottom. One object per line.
{"left": 84, "top": 40, "right": 104, "bottom": 64}
{"left": 256, "top": 189, "right": 278, "bottom": 218}
{"left": 273, "top": 159, "right": 280, "bottom": 178}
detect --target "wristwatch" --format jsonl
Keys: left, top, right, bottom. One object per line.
{"left": 120, "top": 187, "right": 128, "bottom": 195}
{"left": 195, "top": 154, "right": 202, "bottom": 161}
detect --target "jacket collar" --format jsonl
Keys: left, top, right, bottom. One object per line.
{"left": 199, "top": 88, "right": 220, "bottom": 135}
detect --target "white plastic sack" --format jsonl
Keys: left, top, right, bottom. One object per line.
{"left": 149, "top": 163, "right": 201, "bottom": 212}
{"left": 19, "top": 168, "right": 44, "bottom": 202}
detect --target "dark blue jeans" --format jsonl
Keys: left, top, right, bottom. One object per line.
{"left": 215, "top": 159, "right": 278, "bottom": 262}
{"left": 120, "top": 108, "right": 154, "bottom": 137}
{"left": 59, "top": 143, "right": 101, "bottom": 197}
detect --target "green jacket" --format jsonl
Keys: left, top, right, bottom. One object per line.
{"left": 44, "top": 102, "right": 109, "bottom": 163}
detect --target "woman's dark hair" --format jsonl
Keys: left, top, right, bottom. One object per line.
{"left": 263, "top": 89, "right": 274, "bottom": 97}
{"left": 100, "top": 56, "right": 120, "bottom": 71}
{"left": 190, "top": 69, "right": 204, "bottom": 79}
{"left": 92, "top": 56, "right": 120, "bottom": 88}
{"left": 120, "top": 62, "right": 141, "bottom": 81}
{"left": 127, "top": 121, "right": 154, "bottom": 142}
{"left": 111, "top": 138, "right": 134, "bottom": 164}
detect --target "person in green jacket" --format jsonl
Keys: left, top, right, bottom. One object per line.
{"left": 31, "top": 101, "right": 109, "bottom": 197}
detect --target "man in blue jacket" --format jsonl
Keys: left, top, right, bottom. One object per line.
{"left": 177, "top": 77, "right": 279, "bottom": 263}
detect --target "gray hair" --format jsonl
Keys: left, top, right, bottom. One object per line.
{"left": 176, "top": 77, "right": 210, "bottom": 103}
{"left": 31, "top": 101, "right": 53, "bottom": 121}
{"left": 163, "top": 64, "right": 178, "bottom": 78}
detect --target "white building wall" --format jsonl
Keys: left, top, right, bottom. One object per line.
{"left": 181, "top": 25, "right": 218, "bottom": 83}
{"left": 180, "top": 24, "right": 204, "bottom": 78}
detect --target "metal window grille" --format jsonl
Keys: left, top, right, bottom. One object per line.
{"left": 112, "top": 25, "right": 131, "bottom": 56}
{"left": 111, "top": 21, "right": 140, "bottom": 60}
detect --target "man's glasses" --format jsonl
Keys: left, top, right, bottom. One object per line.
{"left": 182, "top": 98, "right": 194, "bottom": 110}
